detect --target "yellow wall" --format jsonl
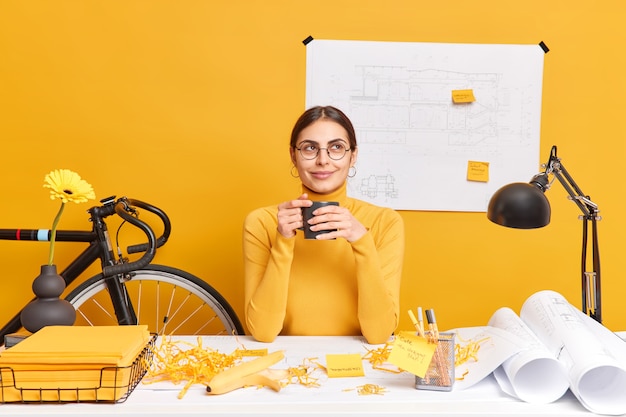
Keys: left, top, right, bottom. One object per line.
{"left": 1, "top": 0, "right": 625, "bottom": 334}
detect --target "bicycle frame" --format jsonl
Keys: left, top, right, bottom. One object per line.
{"left": 0, "top": 196, "right": 170, "bottom": 343}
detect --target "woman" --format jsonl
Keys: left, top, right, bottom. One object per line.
{"left": 243, "top": 106, "right": 404, "bottom": 344}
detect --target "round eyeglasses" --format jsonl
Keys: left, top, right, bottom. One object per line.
{"left": 295, "top": 141, "right": 352, "bottom": 160}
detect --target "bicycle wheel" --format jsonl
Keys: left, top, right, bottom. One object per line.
{"left": 65, "top": 265, "right": 244, "bottom": 336}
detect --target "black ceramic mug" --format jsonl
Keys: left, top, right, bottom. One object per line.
{"left": 302, "top": 201, "right": 339, "bottom": 239}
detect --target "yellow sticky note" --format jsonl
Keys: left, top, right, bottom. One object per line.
{"left": 467, "top": 161, "right": 489, "bottom": 182}
{"left": 325, "top": 353, "right": 365, "bottom": 378}
{"left": 388, "top": 331, "right": 437, "bottom": 378}
{"left": 452, "top": 89, "right": 475, "bottom": 103}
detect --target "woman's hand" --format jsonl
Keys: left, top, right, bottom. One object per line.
{"left": 277, "top": 194, "right": 312, "bottom": 238}
{"left": 307, "top": 204, "right": 367, "bottom": 243}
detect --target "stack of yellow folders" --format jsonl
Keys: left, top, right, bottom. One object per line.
{"left": 0, "top": 325, "right": 151, "bottom": 402}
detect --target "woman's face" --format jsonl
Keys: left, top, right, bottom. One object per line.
{"left": 290, "top": 119, "right": 358, "bottom": 195}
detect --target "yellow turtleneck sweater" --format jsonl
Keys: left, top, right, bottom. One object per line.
{"left": 243, "top": 182, "right": 404, "bottom": 344}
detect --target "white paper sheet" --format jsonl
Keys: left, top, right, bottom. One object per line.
{"left": 305, "top": 39, "right": 544, "bottom": 212}
{"left": 444, "top": 325, "right": 524, "bottom": 391}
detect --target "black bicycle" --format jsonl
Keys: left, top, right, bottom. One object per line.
{"left": 0, "top": 195, "right": 243, "bottom": 345}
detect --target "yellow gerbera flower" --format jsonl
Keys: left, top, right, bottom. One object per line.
{"left": 44, "top": 169, "right": 96, "bottom": 203}
{"left": 43, "top": 169, "right": 96, "bottom": 265}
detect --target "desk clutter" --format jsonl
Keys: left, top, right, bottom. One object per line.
{"left": 0, "top": 290, "right": 625, "bottom": 416}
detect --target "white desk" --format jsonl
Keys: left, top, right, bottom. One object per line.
{"left": 0, "top": 335, "right": 615, "bottom": 416}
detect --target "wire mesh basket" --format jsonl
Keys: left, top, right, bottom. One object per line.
{"left": 0, "top": 333, "right": 156, "bottom": 403}
{"left": 415, "top": 332, "right": 455, "bottom": 392}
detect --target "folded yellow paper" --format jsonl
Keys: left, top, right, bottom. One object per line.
{"left": 0, "top": 325, "right": 150, "bottom": 365}
{"left": 0, "top": 325, "right": 151, "bottom": 402}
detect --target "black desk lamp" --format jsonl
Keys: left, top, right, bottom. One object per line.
{"left": 487, "top": 145, "right": 602, "bottom": 323}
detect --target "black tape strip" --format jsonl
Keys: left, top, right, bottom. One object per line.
{"left": 302, "top": 35, "right": 314, "bottom": 45}
{"left": 539, "top": 41, "right": 549, "bottom": 53}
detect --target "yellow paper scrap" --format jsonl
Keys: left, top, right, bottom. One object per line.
{"left": 467, "top": 161, "right": 489, "bottom": 182}
{"left": 325, "top": 353, "right": 365, "bottom": 378}
{"left": 237, "top": 348, "right": 268, "bottom": 357}
{"left": 388, "top": 331, "right": 437, "bottom": 378}
{"left": 452, "top": 89, "right": 475, "bottom": 103}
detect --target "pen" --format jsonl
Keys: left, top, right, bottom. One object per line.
{"left": 425, "top": 308, "right": 439, "bottom": 341}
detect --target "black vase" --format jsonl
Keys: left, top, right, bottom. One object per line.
{"left": 20, "top": 264, "right": 76, "bottom": 333}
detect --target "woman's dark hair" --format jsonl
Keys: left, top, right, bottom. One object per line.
{"left": 290, "top": 106, "right": 357, "bottom": 150}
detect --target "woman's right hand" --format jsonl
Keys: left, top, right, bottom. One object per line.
{"left": 277, "top": 193, "right": 312, "bottom": 238}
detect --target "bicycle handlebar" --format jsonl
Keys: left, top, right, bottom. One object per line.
{"left": 100, "top": 197, "right": 171, "bottom": 278}
{"left": 0, "top": 196, "right": 173, "bottom": 278}
{"left": 124, "top": 199, "right": 171, "bottom": 254}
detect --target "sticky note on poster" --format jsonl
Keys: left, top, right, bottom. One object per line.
{"left": 467, "top": 161, "right": 489, "bottom": 182}
{"left": 388, "top": 331, "right": 437, "bottom": 378}
{"left": 326, "top": 353, "right": 365, "bottom": 377}
{"left": 452, "top": 89, "right": 475, "bottom": 103}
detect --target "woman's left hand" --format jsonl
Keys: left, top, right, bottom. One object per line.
{"left": 307, "top": 205, "right": 367, "bottom": 242}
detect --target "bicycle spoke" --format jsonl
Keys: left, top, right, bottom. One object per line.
{"left": 194, "top": 316, "right": 224, "bottom": 335}
{"left": 76, "top": 298, "right": 116, "bottom": 325}
{"left": 167, "top": 303, "right": 207, "bottom": 335}
{"left": 75, "top": 309, "right": 94, "bottom": 326}
{"left": 135, "top": 280, "right": 142, "bottom": 329}
{"left": 160, "top": 282, "right": 177, "bottom": 336}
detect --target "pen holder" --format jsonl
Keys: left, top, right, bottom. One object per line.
{"left": 415, "top": 332, "right": 455, "bottom": 392}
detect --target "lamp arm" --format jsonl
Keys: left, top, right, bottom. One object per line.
{"left": 546, "top": 151, "right": 601, "bottom": 323}
{"left": 549, "top": 160, "right": 599, "bottom": 220}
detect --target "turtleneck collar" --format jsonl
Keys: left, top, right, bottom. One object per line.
{"left": 301, "top": 182, "right": 349, "bottom": 206}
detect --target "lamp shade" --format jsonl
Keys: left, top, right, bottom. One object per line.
{"left": 487, "top": 182, "right": 551, "bottom": 229}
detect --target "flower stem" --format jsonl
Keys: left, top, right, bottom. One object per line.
{"left": 48, "top": 202, "right": 65, "bottom": 266}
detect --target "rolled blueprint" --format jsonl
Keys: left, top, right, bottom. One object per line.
{"left": 488, "top": 306, "right": 569, "bottom": 404}
{"left": 520, "top": 290, "right": 626, "bottom": 415}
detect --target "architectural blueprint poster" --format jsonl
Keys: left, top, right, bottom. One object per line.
{"left": 305, "top": 40, "right": 545, "bottom": 212}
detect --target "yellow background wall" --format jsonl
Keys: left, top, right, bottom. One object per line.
{"left": 1, "top": 0, "right": 625, "bottom": 334}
